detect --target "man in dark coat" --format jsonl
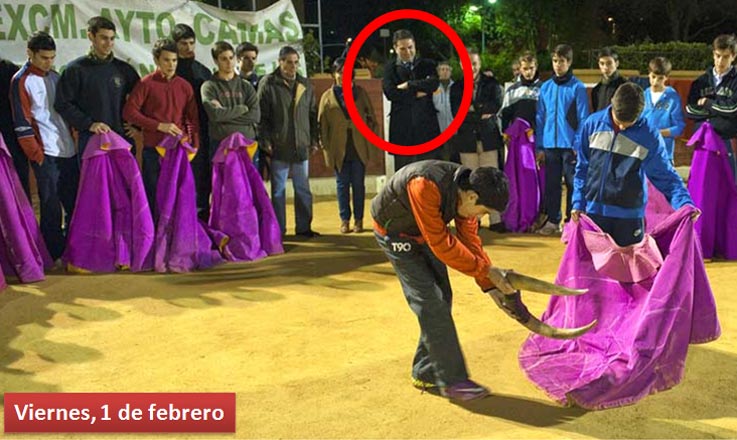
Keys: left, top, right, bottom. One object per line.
{"left": 0, "top": 57, "right": 29, "bottom": 197}
{"left": 382, "top": 29, "right": 441, "bottom": 171}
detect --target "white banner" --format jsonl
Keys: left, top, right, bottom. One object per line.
{"left": 0, "top": 0, "right": 304, "bottom": 76}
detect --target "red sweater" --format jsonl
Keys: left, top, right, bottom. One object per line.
{"left": 123, "top": 71, "right": 200, "bottom": 150}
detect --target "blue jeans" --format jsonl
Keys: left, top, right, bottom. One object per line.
{"left": 31, "top": 155, "right": 80, "bottom": 260}
{"left": 544, "top": 148, "right": 576, "bottom": 224}
{"left": 141, "top": 147, "right": 160, "bottom": 218}
{"left": 271, "top": 159, "right": 313, "bottom": 235}
{"left": 336, "top": 159, "right": 366, "bottom": 222}
{"left": 374, "top": 232, "right": 468, "bottom": 387}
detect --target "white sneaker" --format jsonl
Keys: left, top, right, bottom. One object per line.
{"left": 537, "top": 221, "right": 561, "bottom": 236}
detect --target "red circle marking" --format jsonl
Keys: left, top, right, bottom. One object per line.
{"left": 343, "top": 9, "right": 473, "bottom": 156}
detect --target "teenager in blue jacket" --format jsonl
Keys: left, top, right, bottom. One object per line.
{"left": 572, "top": 83, "right": 696, "bottom": 246}
{"left": 642, "top": 57, "right": 685, "bottom": 162}
{"left": 535, "top": 44, "right": 590, "bottom": 235}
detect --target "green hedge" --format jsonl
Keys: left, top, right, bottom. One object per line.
{"left": 602, "top": 42, "right": 712, "bottom": 73}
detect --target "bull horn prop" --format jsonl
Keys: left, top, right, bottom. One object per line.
{"left": 486, "top": 269, "right": 597, "bottom": 339}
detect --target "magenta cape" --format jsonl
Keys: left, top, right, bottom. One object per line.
{"left": 686, "top": 122, "right": 737, "bottom": 259}
{"left": 502, "top": 118, "right": 544, "bottom": 232}
{"left": 63, "top": 132, "right": 154, "bottom": 273}
{"left": 154, "top": 135, "right": 224, "bottom": 273}
{"left": 519, "top": 207, "right": 720, "bottom": 409}
{"left": 210, "top": 133, "right": 283, "bottom": 261}
{"left": 0, "top": 132, "right": 52, "bottom": 285}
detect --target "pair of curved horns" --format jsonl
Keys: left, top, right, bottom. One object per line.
{"left": 488, "top": 270, "right": 597, "bottom": 339}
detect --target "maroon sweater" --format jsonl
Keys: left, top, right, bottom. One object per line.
{"left": 123, "top": 71, "right": 200, "bottom": 150}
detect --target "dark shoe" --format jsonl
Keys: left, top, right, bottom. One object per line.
{"left": 340, "top": 220, "right": 351, "bottom": 234}
{"left": 488, "top": 222, "right": 507, "bottom": 233}
{"left": 296, "top": 229, "right": 321, "bottom": 238}
{"left": 441, "top": 379, "right": 490, "bottom": 401}
{"left": 353, "top": 219, "right": 364, "bottom": 233}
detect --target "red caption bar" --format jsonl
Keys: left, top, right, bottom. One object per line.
{"left": 4, "top": 393, "right": 235, "bottom": 433}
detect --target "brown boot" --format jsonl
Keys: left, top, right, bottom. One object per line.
{"left": 353, "top": 219, "right": 364, "bottom": 233}
{"left": 340, "top": 220, "right": 351, "bottom": 234}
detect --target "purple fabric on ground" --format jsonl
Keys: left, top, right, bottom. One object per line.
{"left": 502, "top": 118, "right": 544, "bottom": 232}
{"left": 686, "top": 122, "right": 737, "bottom": 259}
{"left": 210, "top": 133, "right": 283, "bottom": 261}
{"left": 154, "top": 134, "right": 224, "bottom": 273}
{"left": 63, "top": 132, "right": 154, "bottom": 272}
{"left": 519, "top": 207, "right": 721, "bottom": 410}
{"left": 0, "top": 133, "right": 52, "bottom": 283}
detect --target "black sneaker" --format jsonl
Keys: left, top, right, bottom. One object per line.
{"left": 295, "top": 230, "right": 321, "bottom": 238}
{"left": 488, "top": 223, "right": 507, "bottom": 233}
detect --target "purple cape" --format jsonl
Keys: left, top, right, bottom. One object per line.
{"left": 210, "top": 133, "right": 283, "bottom": 261}
{"left": 502, "top": 118, "right": 544, "bottom": 232}
{"left": 686, "top": 122, "right": 737, "bottom": 259}
{"left": 154, "top": 135, "right": 224, "bottom": 273}
{"left": 0, "top": 132, "right": 52, "bottom": 284}
{"left": 518, "top": 207, "right": 720, "bottom": 410}
{"left": 63, "top": 132, "right": 154, "bottom": 273}
{"left": 644, "top": 179, "right": 674, "bottom": 233}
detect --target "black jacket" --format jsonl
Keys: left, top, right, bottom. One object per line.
{"left": 54, "top": 53, "right": 140, "bottom": 135}
{"left": 0, "top": 59, "right": 19, "bottom": 145}
{"left": 258, "top": 68, "right": 318, "bottom": 162}
{"left": 591, "top": 72, "right": 626, "bottom": 112}
{"left": 371, "top": 160, "right": 462, "bottom": 236}
{"left": 176, "top": 57, "right": 213, "bottom": 143}
{"left": 382, "top": 57, "right": 440, "bottom": 147}
{"left": 450, "top": 74, "right": 504, "bottom": 153}
{"left": 686, "top": 67, "right": 737, "bottom": 139}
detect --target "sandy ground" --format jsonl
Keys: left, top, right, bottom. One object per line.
{"left": 1, "top": 197, "right": 736, "bottom": 439}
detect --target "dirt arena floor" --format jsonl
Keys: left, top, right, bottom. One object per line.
{"left": 1, "top": 196, "right": 736, "bottom": 439}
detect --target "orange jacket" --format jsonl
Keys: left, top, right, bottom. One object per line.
{"left": 376, "top": 176, "right": 494, "bottom": 290}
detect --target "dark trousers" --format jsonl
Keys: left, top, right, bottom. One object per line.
{"left": 191, "top": 139, "right": 213, "bottom": 220}
{"left": 375, "top": 232, "right": 469, "bottom": 387}
{"left": 31, "top": 155, "right": 80, "bottom": 260}
{"left": 336, "top": 159, "right": 366, "bottom": 222}
{"left": 142, "top": 147, "right": 160, "bottom": 219}
{"left": 723, "top": 137, "right": 737, "bottom": 186}
{"left": 544, "top": 148, "right": 576, "bottom": 224}
{"left": 3, "top": 133, "right": 31, "bottom": 199}
{"left": 588, "top": 213, "right": 644, "bottom": 247}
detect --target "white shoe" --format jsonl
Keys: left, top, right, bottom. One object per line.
{"left": 537, "top": 221, "right": 561, "bottom": 236}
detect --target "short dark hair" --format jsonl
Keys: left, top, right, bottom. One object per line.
{"left": 278, "top": 46, "right": 299, "bottom": 60}
{"left": 236, "top": 42, "right": 259, "bottom": 58}
{"left": 152, "top": 38, "right": 178, "bottom": 59}
{"left": 611, "top": 83, "right": 645, "bottom": 123}
{"left": 713, "top": 34, "right": 737, "bottom": 55}
{"left": 392, "top": 29, "right": 414, "bottom": 45}
{"left": 553, "top": 44, "right": 573, "bottom": 62}
{"left": 598, "top": 47, "right": 619, "bottom": 62}
{"left": 471, "top": 167, "right": 509, "bottom": 212}
{"left": 457, "top": 166, "right": 509, "bottom": 213}
{"left": 172, "top": 23, "right": 196, "bottom": 42}
{"left": 648, "top": 56, "right": 672, "bottom": 76}
{"left": 87, "top": 16, "right": 116, "bottom": 35}
{"left": 211, "top": 41, "right": 234, "bottom": 61}
{"left": 518, "top": 50, "right": 537, "bottom": 65}
{"left": 28, "top": 31, "right": 55, "bottom": 52}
